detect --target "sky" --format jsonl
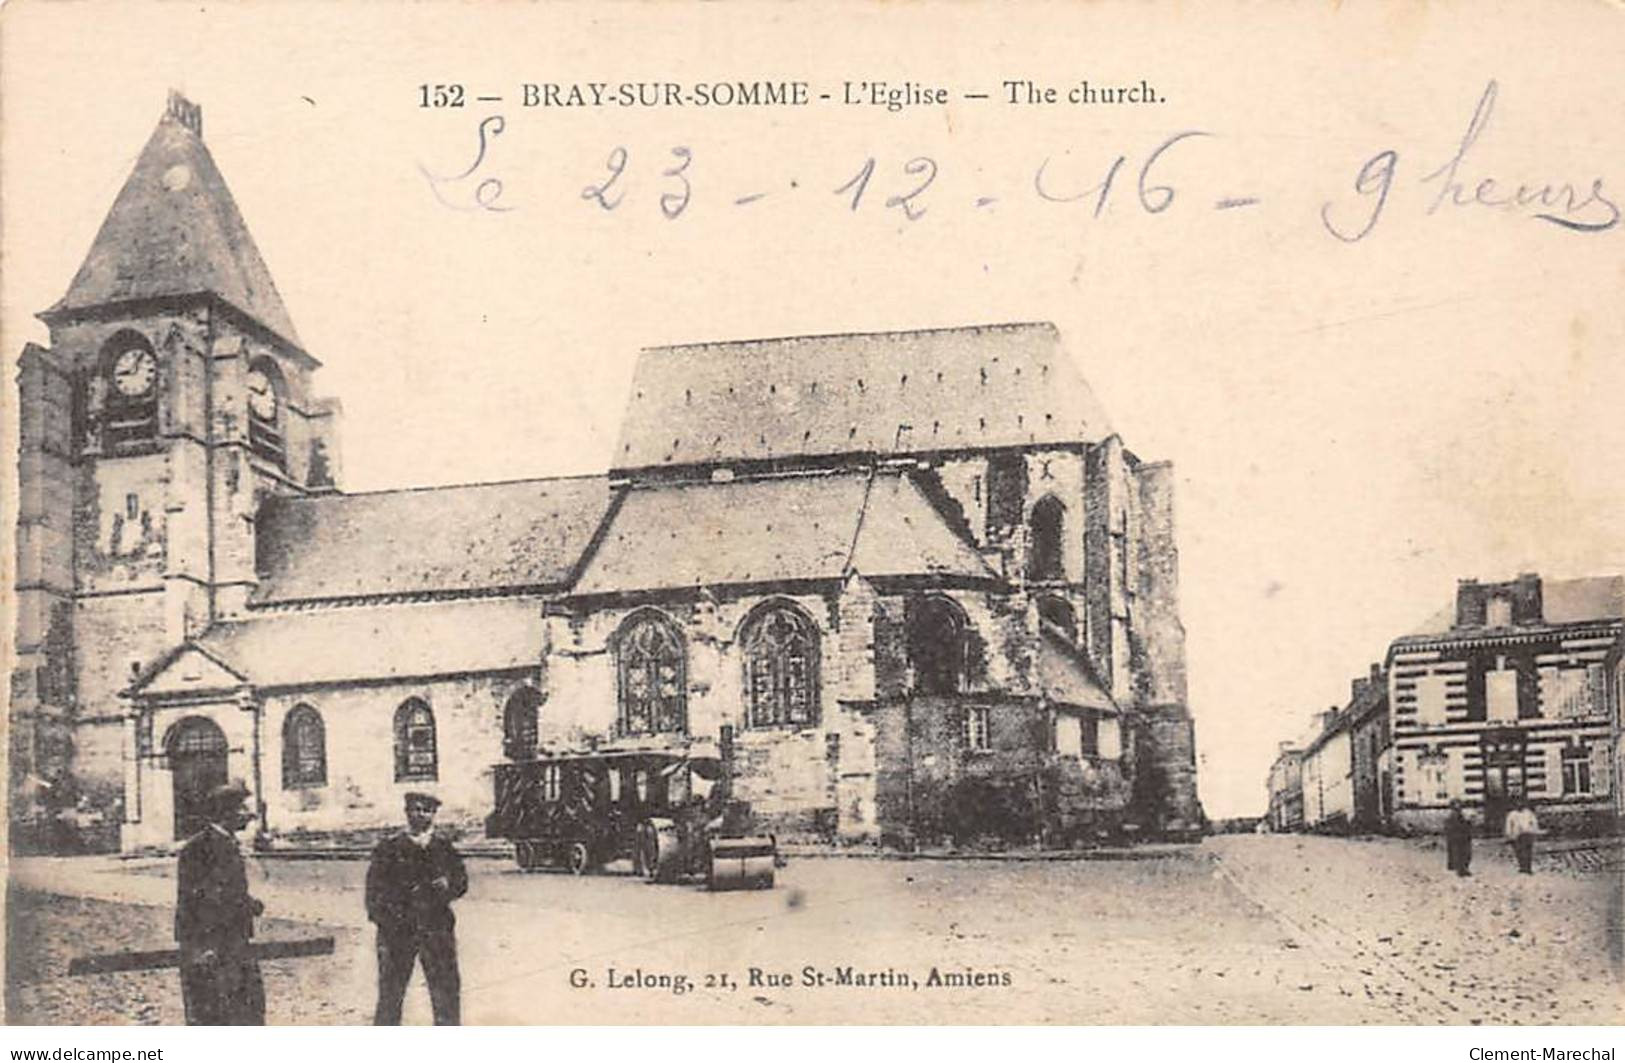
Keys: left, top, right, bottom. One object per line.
{"left": 3, "top": 2, "right": 1622, "bottom": 820}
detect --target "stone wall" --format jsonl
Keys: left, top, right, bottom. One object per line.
{"left": 259, "top": 673, "right": 523, "bottom": 841}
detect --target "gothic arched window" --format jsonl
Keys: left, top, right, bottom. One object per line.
{"left": 281, "top": 704, "right": 327, "bottom": 789}
{"left": 909, "top": 595, "right": 969, "bottom": 696}
{"left": 246, "top": 356, "right": 287, "bottom": 469}
{"left": 394, "top": 698, "right": 438, "bottom": 781}
{"left": 1028, "top": 495, "right": 1066, "bottom": 582}
{"left": 741, "top": 602, "right": 820, "bottom": 729}
{"left": 99, "top": 330, "right": 160, "bottom": 453}
{"left": 502, "top": 686, "right": 542, "bottom": 760}
{"left": 616, "top": 611, "right": 687, "bottom": 737}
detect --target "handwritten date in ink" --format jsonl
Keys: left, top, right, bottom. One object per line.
{"left": 416, "top": 81, "right": 1617, "bottom": 238}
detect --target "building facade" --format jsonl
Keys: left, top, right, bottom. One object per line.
{"left": 1265, "top": 742, "right": 1303, "bottom": 832}
{"left": 1607, "top": 632, "right": 1625, "bottom": 825}
{"left": 10, "top": 95, "right": 1202, "bottom": 854}
{"left": 1300, "top": 708, "right": 1352, "bottom": 833}
{"left": 1387, "top": 574, "right": 1622, "bottom": 836}
{"left": 1346, "top": 664, "right": 1391, "bottom": 833}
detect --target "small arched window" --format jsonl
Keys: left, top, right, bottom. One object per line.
{"left": 616, "top": 611, "right": 687, "bottom": 736}
{"left": 245, "top": 357, "right": 286, "bottom": 468}
{"left": 281, "top": 704, "right": 327, "bottom": 788}
{"left": 394, "top": 698, "right": 438, "bottom": 781}
{"left": 741, "top": 601, "right": 820, "bottom": 728}
{"left": 502, "top": 686, "right": 542, "bottom": 760}
{"left": 99, "top": 331, "right": 160, "bottom": 453}
{"left": 909, "top": 596, "right": 969, "bottom": 696}
{"left": 1037, "top": 595, "right": 1078, "bottom": 644}
{"left": 1028, "top": 495, "right": 1066, "bottom": 582}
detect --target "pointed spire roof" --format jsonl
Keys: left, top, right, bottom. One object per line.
{"left": 46, "top": 92, "right": 304, "bottom": 352}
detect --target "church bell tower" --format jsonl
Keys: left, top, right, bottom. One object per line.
{"left": 11, "top": 93, "right": 342, "bottom": 839}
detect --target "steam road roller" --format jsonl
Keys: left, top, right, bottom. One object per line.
{"left": 485, "top": 731, "right": 780, "bottom": 890}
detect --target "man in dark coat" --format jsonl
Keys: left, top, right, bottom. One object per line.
{"left": 1443, "top": 800, "right": 1473, "bottom": 877}
{"left": 176, "top": 780, "right": 266, "bottom": 1025}
{"left": 366, "top": 792, "right": 469, "bottom": 1025}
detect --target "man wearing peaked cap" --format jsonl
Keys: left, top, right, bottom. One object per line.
{"left": 176, "top": 779, "right": 266, "bottom": 1024}
{"left": 365, "top": 790, "right": 468, "bottom": 1024}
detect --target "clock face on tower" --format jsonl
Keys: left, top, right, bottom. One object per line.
{"left": 110, "top": 347, "right": 157, "bottom": 398}
{"left": 246, "top": 368, "right": 278, "bottom": 421}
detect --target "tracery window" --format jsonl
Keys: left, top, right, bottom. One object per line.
{"left": 1028, "top": 495, "right": 1066, "bottom": 582}
{"left": 985, "top": 453, "right": 1026, "bottom": 535}
{"left": 394, "top": 698, "right": 438, "bottom": 781}
{"left": 616, "top": 611, "right": 687, "bottom": 736}
{"left": 741, "top": 602, "right": 820, "bottom": 729}
{"left": 910, "top": 596, "right": 969, "bottom": 696}
{"left": 281, "top": 704, "right": 326, "bottom": 788}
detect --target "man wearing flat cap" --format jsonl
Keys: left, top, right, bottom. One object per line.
{"left": 365, "top": 791, "right": 468, "bottom": 1024}
{"left": 176, "top": 779, "right": 266, "bottom": 1025}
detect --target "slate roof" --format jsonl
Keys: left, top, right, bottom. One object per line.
{"left": 1404, "top": 575, "right": 1625, "bottom": 638}
{"left": 612, "top": 323, "right": 1114, "bottom": 472}
{"left": 180, "top": 598, "right": 545, "bottom": 689}
{"left": 1036, "top": 626, "right": 1119, "bottom": 713}
{"left": 254, "top": 475, "right": 612, "bottom": 605}
{"left": 47, "top": 98, "right": 304, "bottom": 351}
{"left": 570, "top": 471, "right": 997, "bottom": 596}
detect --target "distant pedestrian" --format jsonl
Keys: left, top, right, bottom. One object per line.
{"left": 1503, "top": 799, "right": 1541, "bottom": 874}
{"left": 176, "top": 780, "right": 266, "bottom": 1025}
{"left": 1443, "top": 800, "right": 1473, "bottom": 877}
{"left": 366, "top": 792, "right": 468, "bottom": 1024}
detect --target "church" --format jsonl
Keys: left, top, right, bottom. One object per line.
{"left": 10, "top": 94, "right": 1202, "bottom": 854}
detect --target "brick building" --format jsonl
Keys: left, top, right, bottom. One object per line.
{"left": 10, "top": 95, "right": 1202, "bottom": 853}
{"left": 1387, "top": 573, "right": 1622, "bottom": 836}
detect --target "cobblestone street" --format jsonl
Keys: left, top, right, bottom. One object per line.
{"left": 7, "top": 835, "right": 1620, "bottom": 1025}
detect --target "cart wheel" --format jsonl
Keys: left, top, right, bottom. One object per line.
{"left": 567, "top": 841, "right": 591, "bottom": 875}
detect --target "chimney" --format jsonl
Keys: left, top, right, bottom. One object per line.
{"left": 165, "top": 91, "right": 203, "bottom": 137}
{"left": 1512, "top": 572, "right": 1544, "bottom": 625}
{"left": 1454, "top": 578, "right": 1485, "bottom": 628}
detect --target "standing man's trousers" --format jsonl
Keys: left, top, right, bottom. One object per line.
{"left": 1512, "top": 836, "right": 1536, "bottom": 873}
{"left": 374, "top": 928, "right": 461, "bottom": 1025}
{"left": 181, "top": 951, "right": 266, "bottom": 1025}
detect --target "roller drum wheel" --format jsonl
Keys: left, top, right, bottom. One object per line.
{"left": 567, "top": 840, "right": 592, "bottom": 875}
{"left": 707, "top": 836, "right": 778, "bottom": 891}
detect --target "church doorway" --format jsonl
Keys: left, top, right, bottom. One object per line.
{"left": 168, "top": 716, "right": 229, "bottom": 840}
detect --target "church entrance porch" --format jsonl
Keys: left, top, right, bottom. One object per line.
{"left": 166, "top": 716, "right": 229, "bottom": 840}
{"left": 123, "top": 698, "right": 260, "bottom": 853}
